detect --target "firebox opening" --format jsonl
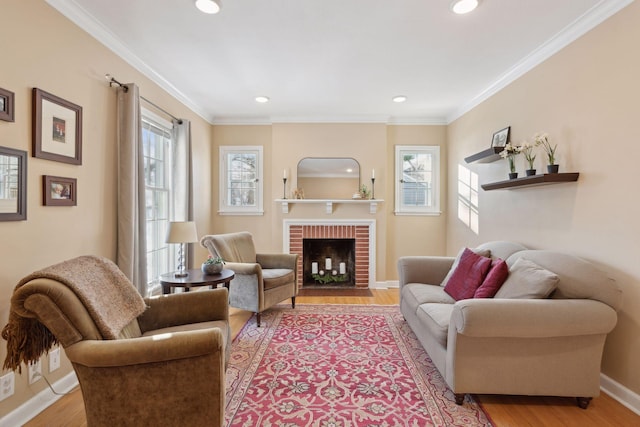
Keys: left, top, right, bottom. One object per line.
{"left": 303, "top": 238, "right": 356, "bottom": 287}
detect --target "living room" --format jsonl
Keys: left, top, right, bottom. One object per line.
{"left": 1, "top": 0, "right": 639, "bottom": 425}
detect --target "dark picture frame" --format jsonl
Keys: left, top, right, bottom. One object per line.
{"left": 491, "top": 126, "right": 510, "bottom": 148}
{"left": 0, "top": 87, "right": 15, "bottom": 122}
{"left": 33, "top": 88, "right": 82, "bottom": 165}
{"left": 43, "top": 175, "right": 77, "bottom": 206}
{"left": 0, "top": 146, "right": 27, "bottom": 221}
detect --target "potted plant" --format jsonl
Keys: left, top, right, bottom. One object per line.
{"left": 534, "top": 132, "right": 559, "bottom": 173}
{"left": 202, "top": 255, "right": 224, "bottom": 275}
{"left": 499, "top": 142, "right": 522, "bottom": 179}
{"left": 520, "top": 139, "right": 541, "bottom": 176}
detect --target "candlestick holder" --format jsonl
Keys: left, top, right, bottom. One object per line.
{"left": 371, "top": 178, "right": 375, "bottom": 199}
{"left": 283, "top": 177, "right": 287, "bottom": 199}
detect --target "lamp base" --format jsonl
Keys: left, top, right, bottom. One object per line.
{"left": 174, "top": 271, "right": 189, "bottom": 278}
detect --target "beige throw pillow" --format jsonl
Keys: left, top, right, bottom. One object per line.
{"left": 494, "top": 258, "right": 559, "bottom": 299}
{"left": 441, "top": 247, "right": 491, "bottom": 287}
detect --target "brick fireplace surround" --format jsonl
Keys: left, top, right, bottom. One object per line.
{"left": 283, "top": 220, "right": 376, "bottom": 289}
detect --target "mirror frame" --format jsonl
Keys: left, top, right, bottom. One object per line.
{"left": 0, "top": 146, "right": 27, "bottom": 221}
{"left": 296, "top": 157, "right": 361, "bottom": 199}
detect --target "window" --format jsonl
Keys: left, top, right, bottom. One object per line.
{"left": 142, "top": 110, "right": 176, "bottom": 295}
{"left": 394, "top": 145, "right": 440, "bottom": 215}
{"left": 219, "top": 146, "right": 264, "bottom": 215}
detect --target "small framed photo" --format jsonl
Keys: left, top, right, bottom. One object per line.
{"left": 33, "top": 88, "right": 82, "bottom": 165}
{"left": 0, "top": 87, "right": 15, "bottom": 122}
{"left": 491, "top": 126, "right": 510, "bottom": 148}
{"left": 43, "top": 175, "right": 77, "bottom": 206}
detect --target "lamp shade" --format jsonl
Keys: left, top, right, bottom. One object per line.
{"left": 166, "top": 221, "right": 198, "bottom": 244}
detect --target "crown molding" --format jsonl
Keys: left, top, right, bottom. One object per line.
{"left": 211, "top": 115, "right": 445, "bottom": 125}
{"left": 446, "top": 0, "right": 634, "bottom": 124}
{"left": 45, "top": 0, "right": 214, "bottom": 123}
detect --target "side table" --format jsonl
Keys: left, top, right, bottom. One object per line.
{"left": 160, "top": 269, "right": 234, "bottom": 294}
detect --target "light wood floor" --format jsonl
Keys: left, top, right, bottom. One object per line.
{"left": 25, "top": 289, "right": 639, "bottom": 427}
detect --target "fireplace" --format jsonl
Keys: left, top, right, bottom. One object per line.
{"left": 283, "top": 219, "right": 376, "bottom": 289}
{"left": 303, "top": 238, "right": 355, "bottom": 287}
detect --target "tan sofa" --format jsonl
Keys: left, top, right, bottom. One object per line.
{"left": 398, "top": 241, "right": 622, "bottom": 408}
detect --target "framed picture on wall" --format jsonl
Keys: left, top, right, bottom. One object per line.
{"left": 491, "top": 126, "right": 510, "bottom": 148}
{"left": 0, "top": 87, "right": 15, "bottom": 122}
{"left": 43, "top": 175, "right": 77, "bottom": 206}
{"left": 33, "top": 88, "right": 83, "bottom": 165}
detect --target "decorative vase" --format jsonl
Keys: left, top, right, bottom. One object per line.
{"left": 202, "top": 263, "right": 223, "bottom": 275}
{"left": 525, "top": 169, "right": 536, "bottom": 176}
{"left": 547, "top": 164, "right": 559, "bottom": 173}
{"left": 508, "top": 172, "right": 518, "bottom": 180}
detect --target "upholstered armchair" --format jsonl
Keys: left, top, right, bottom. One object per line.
{"left": 200, "top": 231, "right": 298, "bottom": 326}
{"left": 2, "top": 256, "right": 230, "bottom": 427}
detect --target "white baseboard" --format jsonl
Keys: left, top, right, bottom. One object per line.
{"left": 601, "top": 373, "right": 640, "bottom": 415}
{"left": 0, "top": 371, "right": 79, "bottom": 427}
{"left": 370, "top": 280, "right": 399, "bottom": 289}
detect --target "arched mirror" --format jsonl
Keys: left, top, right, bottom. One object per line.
{"left": 0, "top": 146, "right": 27, "bottom": 221}
{"left": 297, "top": 157, "right": 360, "bottom": 199}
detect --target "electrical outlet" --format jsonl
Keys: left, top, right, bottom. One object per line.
{"left": 28, "top": 359, "right": 42, "bottom": 384}
{"left": 0, "top": 371, "right": 15, "bottom": 402}
{"left": 49, "top": 347, "right": 61, "bottom": 372}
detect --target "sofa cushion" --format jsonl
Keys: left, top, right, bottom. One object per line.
{"left": 474, "top": 258, "right": 509, "bottom": 298}
{"left": 444, "top": 248, "right": 493, "bottom": 300}
{"left": 416, "top": 303, "right": 454, "bottom": 347}
{"left": 262, "top": 268, "right": 295, "bottom": 291}
{"left": 494, "top": 258, "right": 559, "bottom": 299}
{"left": 441, "top": 247, "right": 491, "bottom": 288}
{"left": 401, "top": 283, "right": 455, "bottom": 314}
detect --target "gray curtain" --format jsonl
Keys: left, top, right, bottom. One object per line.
{"left": 116, "top": 83, "right": 148, "bottom": 295}
{"left": 171, "top": 119, "right": 194, "bottom": 267}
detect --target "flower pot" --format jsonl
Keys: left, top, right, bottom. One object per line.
{"left": 202, "top": 263, "right": 223, "bottom": 275}
{"left": 525, "top": 169, "right": 536, "bottom": 176}
{"left": 508, "top": 172, "right": 518, "bottom": 180}
{"left": 547, "top": 164, "right": 559, "bottom": 174}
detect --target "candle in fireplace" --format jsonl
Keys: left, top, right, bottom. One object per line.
{"left": 325, "top": 258, "right": 332, "bottom": 270}
{"left": 312, "top": 262, "right": 318, "bottom": 274}
{"left": 339, "top": 262, "right": 346, "bottom": 274}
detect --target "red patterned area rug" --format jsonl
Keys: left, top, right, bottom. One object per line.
{"left": 225, "top": 304, "right": 493, "bottom": 426}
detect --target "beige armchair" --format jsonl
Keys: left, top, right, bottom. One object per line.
{"left": 2, "top": 256, "right": 230, "bottom": 427}
{"left": 200, "top": 231, "right": 298, "bottom": 326}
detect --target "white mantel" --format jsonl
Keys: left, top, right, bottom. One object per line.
{"left": 275, "top": 198, "right": 383, "bottom": 214}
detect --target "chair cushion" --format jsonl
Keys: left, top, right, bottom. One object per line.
{"left": 474, "top": 258, "right": 509, "bottom": 298}
{"left": 263, "top": 269, "right": 295, "bottom": 291}
{"left": 494, "top": 258, "right": 559, "bottom": 299}
{"left": 444, "top": 248, "right": 492, "bottom": 300}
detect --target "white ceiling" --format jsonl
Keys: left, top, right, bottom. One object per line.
{"left": 46, "top": 0, "right": 630, "bottom": 124}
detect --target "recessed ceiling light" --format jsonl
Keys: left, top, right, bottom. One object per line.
{"left": 255, "top": 96, "right": 270, "bottom": 103}
{"left": 392, "top": 95, "right": 407, "bottom": 103}
{"left": 195, "top": 0, "right": 221, "bottom": 14}
{"left": 450, "top": 0, "right": 479, "bottom": 14}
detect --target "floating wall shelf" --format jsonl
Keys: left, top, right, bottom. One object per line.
{"left": 464, "top": 147, "right": 505, "bottom": 163}
{"left": 275, "top": 199, "right": 383, "bottom": 215}
{"left": 481, "top": 173, "right": 579, "bottom": 191}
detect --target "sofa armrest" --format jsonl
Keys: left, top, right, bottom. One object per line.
{"left": 65, "top": 328, "right": 224, "bottom": 367}
{"left": 450, "top": 298, "right": 618, "bottom": 338}
{"left": 257, "top": 253, "right": 298, "bottom": 270}
{"left": 397, "top": 256, "right": 454, "bottom": 288}
{"left": 138, "top": 288, "right": 228, "bottom": 333}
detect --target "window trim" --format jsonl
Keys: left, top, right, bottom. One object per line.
{"left": 394, "top": 145, "right": 441, "bottom": 216}
{"left": 218, "top": 145, "right": 264, "bottom": 216}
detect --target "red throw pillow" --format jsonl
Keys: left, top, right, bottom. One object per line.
{"left": 443, "top": 248, "right": 492, "bottom": 301}
{"left": 474, "top": 258, "right": 509, "bottom": 298}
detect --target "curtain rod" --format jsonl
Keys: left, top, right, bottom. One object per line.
{"left": 106, "top": 74, "right": 183, "bottom": 124}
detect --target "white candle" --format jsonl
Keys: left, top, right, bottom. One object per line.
{"left": 339, "top": 262, "right": 346, "bottom": 274}
{"left": 283, "top": 169, "right": 287, "bottom": 179}
{"left": 312, "top": 262, "right": 318, "bottom": 274}
{"left": 325, "top": 258, "right": 332, "bottom": 270}
{"left": 372, "top": 169, "right": 375, "bottom": 179}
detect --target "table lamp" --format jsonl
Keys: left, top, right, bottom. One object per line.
{"left": 166, "top": 221, "right": 198, "bottom": 277}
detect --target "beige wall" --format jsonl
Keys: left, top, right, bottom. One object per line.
{"left": 0, "top": 0, "right": 213, "bottom": 414}
{"left": 446, "top": 2, "right": 640, "bottom": 393}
